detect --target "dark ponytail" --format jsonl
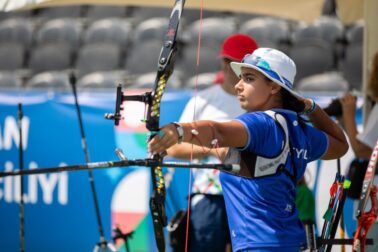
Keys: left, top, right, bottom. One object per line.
{"left": 280, "top": 88, "right": 308, "bottom": 127}
{"left": 281, "top": 88, "right": 305, "bottom": 113}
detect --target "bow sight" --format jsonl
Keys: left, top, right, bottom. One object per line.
{"left": 104, "top": 85, "right": 152, "bottom": 126}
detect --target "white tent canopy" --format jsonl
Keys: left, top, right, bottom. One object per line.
{"left": 1, "top": 0, "right": 325, "bottom": 23}
{"left": 0, "top": 0, "right": 367, "bottom": 25}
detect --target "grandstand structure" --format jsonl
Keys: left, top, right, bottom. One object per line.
{"left": 0, "top": 4, "right": 363, "bottom": 92}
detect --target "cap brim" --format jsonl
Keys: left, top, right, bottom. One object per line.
{"left": 218, "top": 53, "right": 242, "bottom": 61}
{"left": 230, "top": 62, "right": 303, "bottom": 100}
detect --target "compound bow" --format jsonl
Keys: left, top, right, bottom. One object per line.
{"left": 106, "top": 1, "right": 185, "bottom": 251}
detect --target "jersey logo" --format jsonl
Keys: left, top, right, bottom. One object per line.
{"left": 292, "top": 147, "right": 308, "bottom": 160}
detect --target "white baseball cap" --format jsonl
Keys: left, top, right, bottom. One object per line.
{"left": 230, "top": 48, "right": 302, "bottom": 99}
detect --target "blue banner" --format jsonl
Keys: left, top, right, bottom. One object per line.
{"left": 0, "top": 90, "right": 191, "bottom": 252}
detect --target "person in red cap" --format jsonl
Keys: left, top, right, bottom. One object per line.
{"left": 167, "top": 34, "right": 258, "bottom": 252}
{"left": 215, "top": 34, "right": 259, "bottom": 93}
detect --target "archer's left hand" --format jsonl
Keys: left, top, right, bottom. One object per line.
{"left": 149, "top": 124, "right": 180, "bottom": 154}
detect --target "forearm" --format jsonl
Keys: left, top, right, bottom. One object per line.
{"left": 309, "top": 107, "right": 346, "bottom": 143}
{"left": 349, "top": 140, "right": 373, "bottom": 159}
{"left": 342, "top": 114, "right": 372, "bottom": 158}
{"left": 307, "top": 105, "right": 349, "bottom": 158}
{"left": 180, "top": 121, "right": 224, "bottom": 148}
{"left": 179, "top": 120, "right": 246, "bottom": 149}
{"left": 148, "top": 120, "right": 245, "bottom": 155}
{"left": 167, "top": 142, "right": 215, "bottom": 159}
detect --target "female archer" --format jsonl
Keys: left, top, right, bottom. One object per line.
{"left": 149, "top": 48, "right": 348, "bottom": 251}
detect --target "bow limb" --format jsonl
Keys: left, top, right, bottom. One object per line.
{"left": 147, "top": 1, "right": 185, "bottom": 251}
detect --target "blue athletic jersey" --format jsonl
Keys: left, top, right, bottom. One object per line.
{"left": 220, "top": 109, "right": 328, "bottom": 251}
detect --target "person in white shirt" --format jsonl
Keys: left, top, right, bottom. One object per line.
{"left": 340, "top": 51, "right": 378, "bottom": 252}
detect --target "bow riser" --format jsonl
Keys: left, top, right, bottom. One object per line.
{"left": 106, "top": 1, "right": 186, "bottom": 251}
{"left": 148, "top": 2, "right": 185, "bottom": 250}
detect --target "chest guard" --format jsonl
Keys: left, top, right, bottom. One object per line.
{"left": 224, "top": 111, "right": 295, "bottom": 182}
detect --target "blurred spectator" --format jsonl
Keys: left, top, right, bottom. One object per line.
{"left": 339, "top": 51, "right": 378, "bottom": 252}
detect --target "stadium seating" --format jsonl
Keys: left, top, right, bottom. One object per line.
{"left": 0, "top": 18, "right": 34, "bottom": 47}
{"left": 35, "top": 18, "right": 83, "bottom": 50}
{"left": 0, "top": 72, "right": 23, "bottom": 88}
{"left": 292, "top": 16, "right": 345, "bottom": 61}
{"left": 312, "top": 16, "right": 344, "bottom": 44}
{"left": 133, "top": 17, "right": 169, "bottom": 43}
{"left": 332, "top": 19, "right": 363, "bottom": 91}
{"left": 289, "top": 39, "right": 335, "bottom": 82}
{"left": 77, "top": 71, "right": 127, "bottom": 89}
{"left": 125, "top": 40, "right": 163, "bottom": 75}
{"left": 0, "top": 42, "right": 25, "bottom": 71}
{"left": 296, "top": 71, "right": 349, "bottom": 93}
{"left": 76, "top": 43, "right": 122, "bottom": 77}
{"left": 339, "top": 44, "right": 363, "bottom": 90}
{"left": 345, "top": 20, "right": 363, "bottom": 44}
{"left": 292, "top": 16, "right": 344, "bottom": 45}
{"left": 184, "top": 17, "right": 236, "bottom": 50}
{"left": 0, "top": 4, "right": 364, "bottom": 92}
{"left": 176, "top": 44, "right": 220, "bottom": 80}
{"left": 25, "top": 71, "right": 70, "bottom": 90}
{"left": 240, "top": 17, "right": 290, "bottom": 48}
{"left": 83, "top": 18, "right": 132, "bottom": 48}
{"left": 28, "top": 43, "right": 72, "bottom": 74}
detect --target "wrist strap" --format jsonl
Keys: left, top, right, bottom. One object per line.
{"left": 301, "top": 99, "right": 317, "bottom": 115}
{"left": 172, "top": 122, "right": 184, "bottom": 144}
